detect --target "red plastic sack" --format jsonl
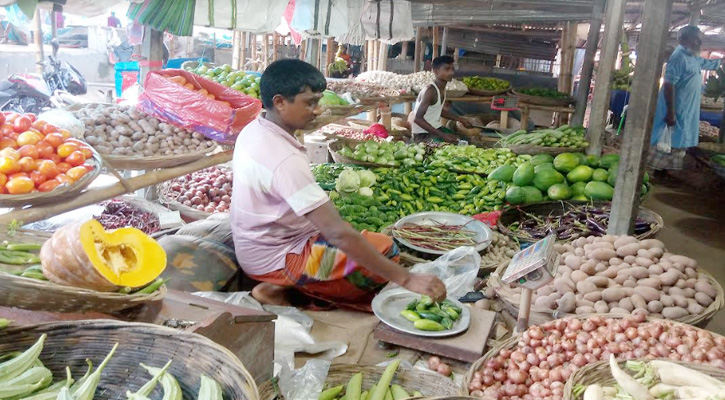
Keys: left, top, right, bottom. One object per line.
{"left": 138, "top": 69, "right": 262, "bottom": 144}
{"left": 473, "top": 210, "right": 502, "bottom": 227}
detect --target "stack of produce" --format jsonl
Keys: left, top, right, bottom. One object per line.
{"left": 94, "top": 199, "right": 161, "bottom": 235}
{"left": 573, "top": 357, "right": 725, "bottom": 400}
{"left": 185, "top": 63, "right": 261, "bottom": 99}
{"left": 498, "top": 126, "right": 588, "bottom": 149}
{"left": 517, "top": 87, "right": 571, "bottom": 100}
{"left": 468, "top": 314, "right": 725, "bottom": 399}
{"left": 318, "top": 125, "right": 386, "bottom": 142}
{"left": 462, "top": 76, "right": 511, "bottom": 92}
{"left": 0, "top": 334, "right": 222, "bottom": 399}
{"left": 502, "top": 152, "right": 649, "bottom": 204}
{"left": 0, "top": 112, "right": 96, "bottom": 194}
{"left": 325, "top": 80, "right": 403, "bottom": 98}
{"left": 319, "top": 90, "right": 350, "bottom": 106}
{"left": 480, "top": 231, "right": 519, "bottom": 268}
{"left": 330, "top": 192, "right": 399, "bottom": 233}
{"left": 334, "top": 168, "right": 377, "bottom": 197}
{"left": 318, "top": 360, "right": 423, "bottom": 400}
{"left": 336, "top": 141, "right": 426, "bottom": 167}
{"left": 700, "top": 121, "right": 720, "bottom": 139}
{"left": 72, "top": 104, "right": 217, "bottom": 158}
{"left": 312, "top": 163, "right": 363, "bottom": 191}
{"left": 163, "top": 166, "right": 233, "bottom": 214}
{"left": 355, "top": 71, "right": 467, "bottom": 94}
{"left": 495, "top": 235, "right": 720, "bottom": 320}
{"left": 427, "top": 146, "right": 526, "bottom": 175}
{"left": 399, "top": 296, "right": 463, "bottom": 331}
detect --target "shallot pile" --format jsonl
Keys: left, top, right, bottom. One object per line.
{"left": 164, "top": 166, "right": 232, "bottom": 213}
{"left": 469, "top": 314, "right": 725, "bottom": 400}
{"left": 94, "top": 199, "right": 160, "bottom": 234}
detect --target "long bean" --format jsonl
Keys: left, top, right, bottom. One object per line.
{"left": 392, "top": 222, "right": 483, "bottom": 251}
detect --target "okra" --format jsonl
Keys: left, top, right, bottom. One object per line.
{"left": 197, "top": 375, "right": 223, "bottom": 400}
{"left": 134, "top": 278, "right": 168, "bottom": 294}
{"left": 0, "top": 333, "right": 46, "bottom": 381}
{"left": 369, "top": 359, "right": 400, "bottom": 400}
{"left": 57, "top": 387, "right": 73, "bottom": 400}
{"left": 319, "top": 385, "right": 344, "bottom": 400}
{"left": 0, "top": 366, "right": 52, "bottom": 398}
{"left": 384, "top": 389, "right": 393, "bottom": 400}
{"left": 72, "top": 343, "right": 118, "bottom": 400}
{"left": 346, "top": 372, "right": 363, "bottom": 400}
{"left": 21, "top": 367, "right": 73, "bottom": 400}
{"left": 0, "top": 318, "right": 10, "bottom": 329}
{"left": 412, "top": 391, "right": 423, "bottom": 397}
{"left": 69, "top": 359, "right": 93, "bottom": 395}
{"left": 6, "top": 243, "right": 42, "bottom": 251}
{"left": 360, "top": 390, "right": 369, "bottom": 400}
{"left": 390, "top": 385, "right": 409, "bottom": 400}
{"left": 126, "top": 359, "right": 172, "bottom": 399}
{"left": 141, "top": 362, "right": 182, "bottom": 400}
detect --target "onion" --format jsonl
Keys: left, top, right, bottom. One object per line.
{"left": 526, "top": 353, "right": 540, "bottom": 366}
{"left": 508, "top": 370, "right": 528, "bottom": 384}
{"left": 529, "top": 326, "right": 544, "bottom": 340}
{"left": 511, "top": 351, "right": 526, "bottom": 363}
{"left": 427, "top": 356, "right": 441, "bottom": 370}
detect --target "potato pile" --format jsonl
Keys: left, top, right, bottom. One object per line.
{"left": 72, "top": 104, "right": 216, "bottom": 157}
{"left": 498, "top": 235, "right": 719, "bottom": 320}
{"left": 481, "top": 231, "right": 518, "bottom": 267}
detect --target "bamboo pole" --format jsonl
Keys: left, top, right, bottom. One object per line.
{"left": 232, "top": 31, "right": 241, "bottom": 70}
{"left": 432, "top": 27, "right": 440, "bottom": 59}
{"left": 572, "top": 0, "right": 606, "bottom": 127}
{"left": 413, "top": 29, "right": 422, "bottom": 72}
{"left": 440, "top": 27, "right": 449, "bottom": 56}
{"left": 368, "top": 40, "right": 376, "bottom": 71}
{"left": 401, "top": 41, "right": 409, "bottom": 60}
{"left": 273, "top": 32, "right": 279, "bottom": 62}
{"left": 453, "top": 48, "right": 460, "bottom": 65}
{"left": 300, "top": 39, "right": 307, "bottom": 61}
{"left": 240, "top": 32, "right": 247, "bottom": 69}
{"left": 325, "top": 38, "right": 334, "bottom": 76}
{"left": 251, "top": 34, "right": 258, "bottom": 68}
{"left": 33, "top": 9, "right": 44, "bottom": 75}
{"left": 378, "top": 43, "right": 389, "bottom": 71}
{"left": 0, "top": 151, "right": 234, "bottom": 226}
{"left": 263, "top": 34, "right": 270, "bottom": 69}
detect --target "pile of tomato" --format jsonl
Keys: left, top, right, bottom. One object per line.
{"left": 0, "top": 112, "right": 95, "bottom": 195}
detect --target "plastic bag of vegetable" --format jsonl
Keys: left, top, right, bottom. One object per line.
{"left": 404, "top": 247, "right": 481, "bottom": 299}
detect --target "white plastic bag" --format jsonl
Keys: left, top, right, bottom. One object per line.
{"left": 37, "top": 110, "right": 85, "bottom": 139}
{"left": 361, "top": 0, "right": 415, "bottom": 44}
{"left": 278, "top": 359, "right": 331, "bottom": 400}
{"left": 656, "top": 125, "right": 673, "bottom": 154}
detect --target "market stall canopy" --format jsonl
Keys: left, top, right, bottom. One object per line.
{"left": 0, "top": 0, "right": 121, "bottom": 18}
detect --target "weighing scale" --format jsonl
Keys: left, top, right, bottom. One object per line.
{"left": 491, "top": 95, "right": 520, "bottom": 130}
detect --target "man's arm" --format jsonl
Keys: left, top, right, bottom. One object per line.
{"left": 413, "top": 88, "right": 459, "bottom": 142}
{"left": 663, "top": 82, "right": 676, "bottom": 126}
{"left": 305, "top": 201, "right": 447, "bottom": 300}
{"left": 441, "top": 105, "right": 473, "bottom": 128}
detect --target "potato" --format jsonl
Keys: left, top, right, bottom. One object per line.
{"left": 614, "top": 274, "right": 628, "bottom": 285}
{"left": 637, "top": 249, "right": 654, "bottom": 259}
{"left": 584, "top": 263, "right": 598, "bottom": 275}
{"left": 583, "top": 291, "right": 603, "bottom": 302}
{"left": 623, "top": 255, "right": 637, "bottom": 264}
{"left": 666, "top": 254, "right": 697, "bottom": 268}
{"left": 662, "top": 306, "right": 689, "bottom": 319}
{"left": 669, "top": 286, "right": 685, "bottom": 297}
{"left": 628, "top": 267, "right": 650, "bottom": 280}
{"left": 695, "top": 292, "right": 714, "bottom": 307}
{"left": 671, "top": 294, "right": 689, "bottom": 308}
{"left": 602, "top": 287, "right": 627, "bottom": 302}
{"left": 695, "top": 280, "right": 717, "bottom": 298}
{"left": 558, "top": 265, "right": 573, "bottom": 275}
{"left": 659, "top": 270, "right": 680, "bottom": 286}
{"left": 132, "top": 141, "right": 145, "bottom": 152}
{"left": 685, "top": 278, "right": 696, "bottom": 289}
{"left": 687, "top": 299, "right": 705, "bottom": 314}
{"left": 637, "top": 286, "right": 661, "bottom": 302}
{"left": 639, "top": 239, "right": 665, "bottom": 250}
{"left": 600, "top": 266, "right": 620, "bottom": 279}
{"left": 590, "top": 248, "right": 616, "bottom": 261}
{"left": 586, "top": 276, "right": 610, "bottom": 287}
{"left": 649, "top": 247, "right": 664, "bottom": 259}
{"left": 623, "top": 279, "right": 637, "bottom": 288}
{"left": 660, "top": 295, "right": 674, "bottom": 307}
{"left": 576, "top": 306, "right": 595, "bottom": 314}
{"left": 576, "top": 299, "right": 595, "bottom": 308}
{"left": 635, "top": 257, "right": 654, "bottom": 267}
{"left": 586, "top": 242, "right": 614, "bottom": 251}
{"left": 647, "top": 300, "right": 664, "bottom": 313}
{"left": 594, "top": 300, "right": 609, "bottom": 313}
{"left": 631, "top": 294, "right": 647, "bottom": 310}
{"left": 616, "top": 243, "right": 641, "bottom": 257}
{"left": 574, "top": 247, "right": 585, "bottom": 257}
{"left": 571, "top": 270, "right": 588, "bottom": 283}
{"left": 682, "top": 288, "right": 696, "bottom": 298}
{"left": 610, "top": 307, "right": 630, "bottom": 314}
{"left": 618, "top": 298, "right": 634, "bottom": 312}
{"left": 557, "top": 292, "right": 576, "bottom": 313}
{"left": 609, "top": 257, "right": 623, "bottom": 266}
{"left": 675, "top": 279, "right": 687, "bottom": 289}
{"left": 637, "top": 278, "right": 661, "bottom": 289}
{"left": 554, "top": 278, "right": 575, "bottom": 294}
{"left": 648, "top": 265, "right": 664, "bottom": 275}
{"left": 564, "top": 255, "right": 582, "bottom": 269}
{"left": 684, "top": 267, "right": 698, "bottom": 280}
{"left": 576, "top": 280, "right": 598, "bottom": 295}
{"left": 614, "top": 236, "right": 638, "bottom": 249}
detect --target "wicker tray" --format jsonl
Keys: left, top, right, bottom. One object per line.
{"left": 497, "top": 201, "right": 663, "bottom": 244}
{"left": 487, "top": 259, "right": 724, "bottom": 328}
{"left": 563, "top": 358, "right": 725, "bottom": 400}
{"left": 0, "top": 146, "right": 102, "bottom": 208}
{"left": 0, "top": 319, "right": 258, "bottom": 400}
{"left": 468, "top": 88, "right": 510, "bottom": 97}
{"left": 328, "top": 140, "right": 399, "bottom": 168}
{"left": 320, "top": 104, "right": 369, "bottom": 116}
{"left": 504, "top": 143, "right": 586, "bottom": 155}
{"left": 258, "top": 364, "right": 462, "bottom": 400}
{"left": 157, "top": 165, "right": 232, "bottom": 221}
{"left": 100, "top": 145, "right": 221, "bottom": 171}
{"left": 463, "top": 314, "right": 725, "bottom": 396}
{"left": 512, "top": 89, "right": 575, "bottom": 107}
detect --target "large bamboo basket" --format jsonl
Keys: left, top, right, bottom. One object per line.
{"left": 328, "top": 139, "right": 403, "bottom": 168}
{"left": 487, "top": 260, "right": 724, "bottom": 328}
{"left": 463, "top": 314, "right": 725, "bottom": 396}
{"left": 0, "top": 320, "right": 259, "bottom": 400}
{"left": 0, "top": 147, "right": 102, "bottom": 208}
{"left": 512, "top": 89, "right": 575, "bottom": 107}
{"left": 99, "top": 145, "right": 221, "bottom": 170}
{"left": 258, "top": 364, "right": 462, "bottom": 400}
{"left": 562, "top": 358, "right": 725, "bottom": 400}
{"left": 468, "top": 88, "right": 510, "bottom": 97}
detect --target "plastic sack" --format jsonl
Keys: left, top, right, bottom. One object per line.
{"left": 361, "top": 0, "right": 415, "bottom": 44}
{"left": 278, "top": 359, "right": 330, "bottom": 400}
{"left": 176, "top": 214, "right": 234, "bottom": 248}
{"left": 37, "top": 109, "right": 85, "bottom": 139}
{"left": 656, "top": 125, "right": 673, "bottom": 154}
{"left": 408, "top": 247, "right": 481, "bottom": 299}
{"left": 194, "top": 0, "right": 289, "bottom": 33}
{"left": 138, "top": 69, "right": 262, "bottom": 144}
{"left": 291, "top": 0, "right": 350, "bottom": 38}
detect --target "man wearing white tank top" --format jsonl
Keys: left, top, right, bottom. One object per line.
{"left": 409, "top": 56, "right": 472, "bottom": 143}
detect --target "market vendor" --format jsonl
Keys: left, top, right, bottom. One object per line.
{"left": 231, "top": 59, "right": 446, "bottom": 310}
{"left": 648, "top": 26, "right": 721, "bottom": 174}
{"left": 409, "top": 55, "right": 472, "bottom": 143}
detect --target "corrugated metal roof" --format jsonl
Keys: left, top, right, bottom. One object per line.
{"left": 446, "top": 29, "right": 558, "bottom": 60}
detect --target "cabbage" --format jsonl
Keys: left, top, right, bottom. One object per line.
{"left": 335, "top": 169, "right": 361, "bottom": 193}
{"left": 358, "top": 187, "right": 374, "bottom": 197}
{"left": 358, "top": 170, "right": 377, "bottom": 187}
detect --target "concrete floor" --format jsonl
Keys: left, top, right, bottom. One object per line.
{"left": 643, "top": 166, "right": 725, "bottom": 335}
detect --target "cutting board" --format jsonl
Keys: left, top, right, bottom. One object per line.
{"left": 373, "top": 306, "right": 497, "bottom": 363}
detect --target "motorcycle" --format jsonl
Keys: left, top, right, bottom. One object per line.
{"left": 0, "top": 40, "right": 87, "bottom": 114}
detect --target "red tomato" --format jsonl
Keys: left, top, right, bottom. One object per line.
{"left": 66, "top": 166, "right": 88, "bottom": 181}
{"left": 12, "top": 116, "right": 31, "bottom": 133}
{"left": 37, "top": 160, "right": 59, "bottom": 179}
{"left": 78, "top": 146, "right": 93, "bottom": 159}
{"left": 56, "top": 142, "right": 78, "bottom": 158}
{"left": 0, "top": 123, "right": 12, "bottom": 136}
{"left": 41, "top": 123, "right": 58, "bottom": 135}
{"left": 0, "top": 172, "right": 6, "bottom": 187}
{"left": 30, "top": 170, "right": 47, "bottom": 186}
{"left": 37, "top": 179, "right": 61, "bottom": 192}
{"left": 42, "top": 133, "right": 64, "bottom": 148}
{"left": 55, "top": 174, "right": 73, "bottom": 185}
{"left": 0, "top": 138, "right": 18, "bottom": 150}
{"left": 56, "top": 162, "right": 71, "bottom": 173}
{"left": 4, "top": 113, "right": 19, "bottom": 122}
{"left": 36, "top": 142, "right": 54, "bottom": 159}
{"left": 18, "top": 157, "right": 36, "bottom": 173}
{"left": 25, "top": 113, "right": 36, "bottom": 123}
{"left": 58, "top": 129, "right": 71, "bottom": 140}
{"left": 6, "top": 132, "right": 19, "bottom": 141}
{"left": 0, "top": 148, "right": 20, "bottom": 161}
{"left": 6, "top": 176, "right": 34, "bottom": 194}
{"left": 16, "top": 131, "right": 42, "bottom": 147}
{"left": 31, "top": 120, "right": 47, "bottom": 131}
{"left": 64, "top": 151, "right": 86, "bottom": 167}
{"left": 17, "top": 145, "right": 39, "bottom": 159}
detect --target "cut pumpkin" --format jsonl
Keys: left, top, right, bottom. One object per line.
{"left": 40, "top": 219, "right": 167, "bottom": 291}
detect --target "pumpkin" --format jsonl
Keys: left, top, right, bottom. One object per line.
{"left": 40, "top": 219, "right": 166, "bottom": 291}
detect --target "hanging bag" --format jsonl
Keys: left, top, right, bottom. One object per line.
{"left": 656, "top": 124, "right": 673, "bottom": 154}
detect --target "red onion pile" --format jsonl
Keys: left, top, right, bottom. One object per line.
{"left": 165, "top": 166, "right": 232, "bottom": 214}
{"left": 470, "top": 314, "right": 725, "bottom": 400}
{"left": 319, "top": 126, "right": 385, "bottom": 142}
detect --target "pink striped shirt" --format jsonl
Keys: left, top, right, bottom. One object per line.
{"left": 230, "top": 117, "right": 329, "bottom": 276}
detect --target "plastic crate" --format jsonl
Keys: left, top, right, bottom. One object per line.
{"left": 167, "top": 57, "right": 209, "bottom": 69}
{"left": 114, "top": 61, "right": 140, "bottom": 98}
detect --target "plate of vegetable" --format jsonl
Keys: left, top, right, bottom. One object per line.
{"left": 372, "top": 288, "right": 471, "bottom": 337}
{"left": 391, "top": 212, "right": 493, "bottom": 255}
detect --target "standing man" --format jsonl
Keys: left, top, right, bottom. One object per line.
{"left": 108, "top": 12, "right": 121, "bottom": 28}
{"left": 648, "top": 26, "right": 720, "bottom": 174}
{"left": 409, "top": 55, "right": 472, "bottom": 143}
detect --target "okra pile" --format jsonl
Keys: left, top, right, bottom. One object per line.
{"left": 0, "top": 335, "right": 224, "bottom": 399}
{"left": 318, "top": 359, "right": 422, "bottom": 400}
{"left": 399, "top": 296, "right": 463, "bottom": 331}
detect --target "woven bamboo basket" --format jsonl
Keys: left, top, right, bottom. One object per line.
{"left": 468, "top": 88, "right": 510, "bottom": 97}
{"left": 258, "top": 364, "right": 462, "bottom": 400}
{"left": 0, "top": 147, "right": 102, "bottom": 208}
{"left": 328, "top": 140, "right": 402, "bottom": 168}
{"left": 504, "top": 143, "right": 586, "bottom": 155}
{"left": 487, "top": 260, "right": 724, "bottom": 328}
{"left": 320, "top": 104, "right": 370, "bottom": 116}
{"left": 99, "top": 145, "right": 220, "bottom": 170}
{"left": 496, "top": 201, "right": 663, "bottom": 245}
{"left": 512, "top": 89, "right": 575, "bottom": 107}
{"left": 463, "top": 314, "right": 725, "bottom": 396}
{"left": 0, "top": 320, "right": 258, "bottom": 400}
{"left": 562, "top": 358, "right": 725, "bottom": 400}
{"left": 157, "top": 165, "right": 232, "bottom": 221}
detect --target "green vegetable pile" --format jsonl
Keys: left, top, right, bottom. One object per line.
{"left": 427, "top": 146, "right": 527, "bottom": 175}
{"left": 319, "top": 90, "right": 349, "bottom": 106}
{"left": 704, "top": 66, "right": 725, "bottom": 102}
{"left": 461, "top": 76, "right": 510, "bottom": 91}
{"left": 400, "top": 296, "right": 463, "bottom": 331}
{"left": 331, "top": 192, "right": 399, "bottom": 232}
{"left": 498, "top": 125, "right": 588, "bottom": 148}
{"left": 337, "top": 141, "right": 427, "bottom": 167}
{"left": 518, "top": 87, "right": 570, "bottom": 99}
{"left": 502, "top": 152, "right": 650, "bottom": 204}
{"left": 312, "top": 164, "right": 362, "bottom": 191}
{"left": 318, "top": 359, "right": 421, "bottom": 400}
{"left": 0, "top": 335, "right": 223, "bottom": 400}
{"left": 335, "top": 169, "right": 377, "bottom": 197}
{"left": 711, "top": 154, "right": 725, "bottom": 166}
{"left": 186, "top": 64, "right": 261, "bottom": 99}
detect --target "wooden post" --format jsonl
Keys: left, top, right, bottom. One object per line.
{"left": 572, "top": 0, "right": 606, "bottom": 127}
{"left": 240, "top": 32, "right": 247, "bottom": 69}
{"left": 689, "top": 7, "right": 701, "bottom": 25}
{"left": 557, "top": 22, "right": 578, "bottom": 125}
{"left": 299, "top": 39, "right": 306, "bottom": 61}
{"left": 413, "top": 29, "right": 422, "bottom": 72}
{"left": 318, "top": 39, "right": 324, "bottom": 69}
{"left": 432, "top": 27, "right": 440, "bottom": 59}
{"left": 401, "top": 41, "right": 409, "bottom": 60}
{"left": 263, "top": 34, "right": 270, "bottom": 69}
{"left": 453, "top": 48, "right": 460, "bottom": 65}
{"left": 608, "top": 0, "right": 673, "bottom": 235}
{"left": 232, "top": 31, "right": 241, "bottom": 70}
{"left": 500, "top": 110, "right": 509, "bottom": 129}
{"left": 251, "top": 34, "right": 258, "bottom": 68}
{"left": 378, "top": 43, "right": 389, "bottom": 71}
{"left": 33, "top": 9, "right": 44, "bottom": 74}
{"left": 325, "top": 38, "right": 334, "bottom": 76}
{"left": 367, "top": 40, "right": 374, "bottom": 71}
{"left": 441, "top": 27, "right": 449, "bottom": 56}
{"left": 586, "top": 0, "right": 627, "bottom": 156}
{"left": 140, "top": 28, "right": 164, "bottom": 84}
{"left": 50, "top": 9, "right": 58, "bottom": 40}
{"left": 520, "top": 105, "right": 530, "bottom": 131}
{"left": 273, "top": 33, "right": 279, "bottom": 62}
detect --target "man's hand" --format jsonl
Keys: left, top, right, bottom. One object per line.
{"left": 401, "top": 273, "right": 447, "bottom": 302}
{"left": 665, "top": 110, "right": 676, "bottom": 126}
{"left": 459, "top": 119, "right": 473, "bottom": 129}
